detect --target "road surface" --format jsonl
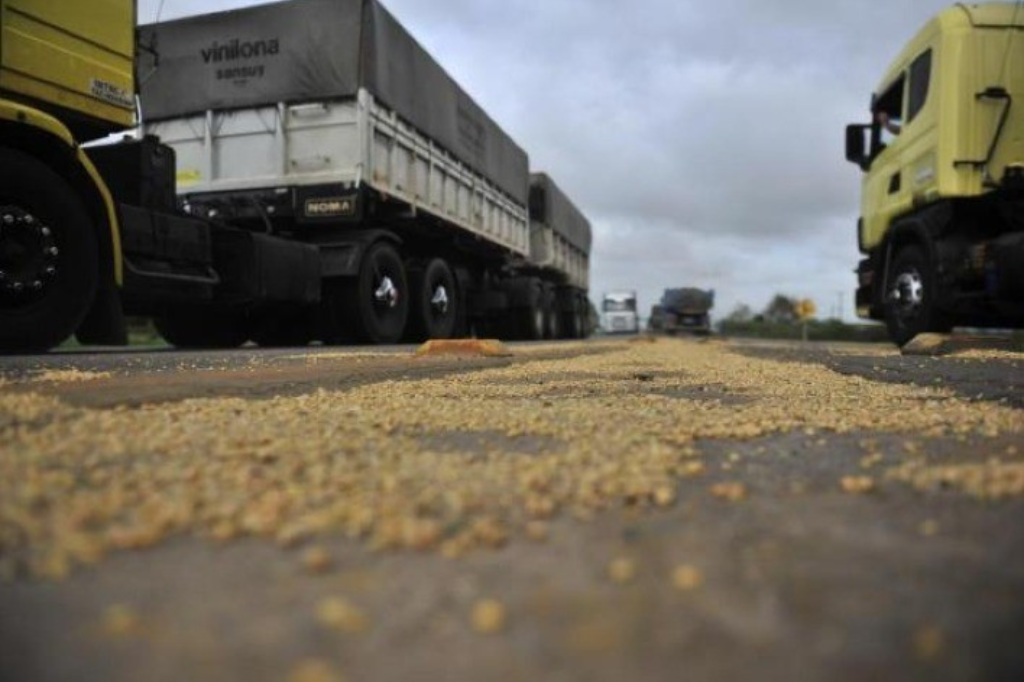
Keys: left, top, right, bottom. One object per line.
{"left": 0, "top": 337, "right": 1021, "bottom": 682}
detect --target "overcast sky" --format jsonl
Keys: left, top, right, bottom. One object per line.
{"left": 139, "top": 0, "right": 959, "bottom": 321}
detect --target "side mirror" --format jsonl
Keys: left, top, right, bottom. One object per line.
{"left": 845, "top": 124, "right": 872, "bottom": 171}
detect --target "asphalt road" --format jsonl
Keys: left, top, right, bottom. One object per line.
{"left": 0, "top": 337, "right": 1021, "bottom": 682}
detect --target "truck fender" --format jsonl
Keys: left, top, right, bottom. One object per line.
{"left": 318, "top": 229, "right": 402, "bottom": 278}
{"left": 878, "top": 202, "right": 955, "bottom": 307}
{"left": 885, "top": 202, "right": 954, "bottom": 260}
{"left": 0, "top": 100, "right": 123, "bottom": 287}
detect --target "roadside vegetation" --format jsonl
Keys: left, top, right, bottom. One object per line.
{"left": 718, "top": 295, "right": 889, "bottom": 343}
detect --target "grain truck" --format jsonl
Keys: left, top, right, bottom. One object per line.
{"left": 649, "top": 288, "right": 714, "bottom": 335}
{"left": 0, "top": 0, "right": 592, "bottom": 352}
{"left": 845, "top": 2, "right": 1023, "bottom": 345}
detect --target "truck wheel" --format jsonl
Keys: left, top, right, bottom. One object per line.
{"left": 574, "top": 292, "right": 589, "bottom": 338}
{"left": 154, "top": 308, "right": 251, "bottom": 349}
{"left": 542, "top": 285, "right": 560, "bottom": 340}
{"left": 513, "top": 280, "right": 545, "bottom": 341}
{"left": 337, "top": 241, "right": 409, "bottom": 344}
{"left": 406, "top": 258, "right": 459, "bottom": 340}
{"left": 559, "top": 301, "right": 579, "bottom": 339}
{"left": 0, "top": 149, "right": 98, "bottom": 353}
{"left": 577, "top": 293, "right": 591, "bottom": 338}
{"left": 571, "top": 308, "right": 585, "bottom": 339}
{"left": 884, "top": 245, "right": 951, "bottom": 346}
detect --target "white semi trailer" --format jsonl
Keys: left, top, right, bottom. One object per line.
{"left": 136, "top": 0, "right": 592, "bottom": 346}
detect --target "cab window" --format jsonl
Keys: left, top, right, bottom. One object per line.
{"left": 874, "top": 76, "right": 905, "bottom": 149}
{"left": 906, "top": 49, "right": 932, "bottom": 123}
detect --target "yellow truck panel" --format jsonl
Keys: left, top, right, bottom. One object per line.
{"left": 0, "top": 0, "right": 136, "bottom": 133}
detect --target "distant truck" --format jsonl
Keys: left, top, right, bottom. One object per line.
{"left": 845, "top": 2, "right": 1023, "bottom": 346}
{"left": 649, "top": 288, "right": 714, "bottom": 335}
{"left": 601, "top": 291, "right": 640, "bottom": 334}
{"left": 0, "top": 0, "right": 592, "bottom": 352}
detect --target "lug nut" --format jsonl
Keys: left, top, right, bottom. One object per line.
{"left": 44, "top": 266, "right": 56, "bottom": 277}
{"left": 48, "top": 247, "right": 59, "bottom": 257}
{"left": 40, "top": 227, "right": 52, "bottom": 237}
{"left": 2, "top": 214, "right": 12, "bottom": 224}
{"left": 23, "top": 215, "right": 34, "bottom": 224}
{"left": 31, "top": 280, "right": 42, "bottom": 290}
{"left": 11, "top": 281, "right": 24, "bottom": 292}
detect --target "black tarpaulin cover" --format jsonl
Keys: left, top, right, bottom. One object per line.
{"left": 139, "top": 0, "right": 529, "bottom": 204}
{"left": 528, "top": 173, "right": 592, "bottom": 255}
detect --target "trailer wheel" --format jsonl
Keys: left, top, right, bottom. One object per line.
{"left": 570, "top": 310, "right": 585, "bottom": 339}
{"left": 513, "top": 280, "right": 545, "bottom": 341}
{"left": 0, "top": 148, "right": 98, "bottom": 353}
{"left": 575, "top": 293, "right": 590, "bottom": 338}
{"left": 562, "top": 291, "right": 588, "bottom": 339}
{"left": 406, "top": 258, "right": 459, "bottom": 340}
{"left": 884, "top": 245, "right": 951, "bottom": 346}
{"left": 154, "top": 308, "right": 251, "bottom": 349}
{"left": 542, "top": 285, "right": 561, "bottom": 340}
{"left": 336, "top": 241, "right": 409, "bottom": 344}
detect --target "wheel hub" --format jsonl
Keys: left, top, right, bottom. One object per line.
{"left": 0, "top": 206, "right": 59, "bottom": 304}
{"left": 430, "top": 285, "right": 449, "bottom": 315}
{"left": 374, "top": 276, "right": 400, "bottom": 309}
{"left": 890, "top": 270, "right": 924, "bottom": 317}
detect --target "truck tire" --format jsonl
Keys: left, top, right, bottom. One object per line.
{"left": 0, "top": 148, "right": 98, "bottom": 353}
{"left": 576, "top": 292, "right": 591, "bottom": 338}
{"left": 571, "top": 309, "right": 585, "bottom": 339}
{"left": 565, "top": 288, "right": 589, "bottom": 337}
{"left": 154, "top": 308, "right": 251, "bottom": 349}
{"left": 542, "top": 285, "right": 560, "bottom": 340}
{"left": 334, "top": 241, "right": 409, "bottom": 344}
{"left": 557, "top": 295, "right": 576, "bottom": 339}
{"left": 406, "top": 258, "right": 459, "bottom": 340}
{"left": 513, "top": 279, "right": 545, "bottom": 341}
{"left": 884, "top": 245, "right": 951, "bottom": 346}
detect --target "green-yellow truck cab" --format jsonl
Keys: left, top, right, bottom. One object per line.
{"left": 845, "top": 2, "right": 1024, "bottom": 345}
{"left": 1, "top": 0, "right": 135, "bottom": 350}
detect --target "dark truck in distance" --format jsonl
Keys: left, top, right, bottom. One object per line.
{"left": 649, "top": 288, "right": 714, "bottom": 335}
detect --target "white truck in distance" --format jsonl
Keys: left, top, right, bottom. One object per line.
{"left": 601, "top": 291, "right": 640, "bottom": 334}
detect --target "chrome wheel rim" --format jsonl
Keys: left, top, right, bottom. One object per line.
{"left": 890, "top": 269, "right": 924, "bottom": 319}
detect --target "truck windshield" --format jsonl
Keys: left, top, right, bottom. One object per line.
{"left": 603, "top": 300, "right": 636, "bottom": 313}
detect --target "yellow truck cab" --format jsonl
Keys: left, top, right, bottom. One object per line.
{"left": 845, "top": 2, "right": 1024, "bottom": 345}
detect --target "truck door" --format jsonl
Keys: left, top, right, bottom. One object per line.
{"left": 862, "top": 75, "right": 909, "bottom": 247}
{"left": 862, "top": 48, "right": 939, "bottom": 250}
